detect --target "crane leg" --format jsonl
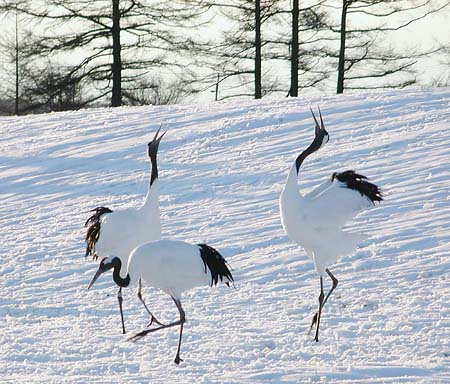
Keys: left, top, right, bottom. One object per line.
{"left": 127, "top": 296, "right": 186, "bottom": 365}
{"left": 117, "top": 287, "right": 126, "bottom": 334}
{"left": 137, "top": 279, "right": 165, "bottom": 327}
{"left": 172, "top": 297, "right": 186, "bottom": 365}
{"left": 308, "top": 269, "right": 338, "bottom": 337}
{"left": 313, "top": 277, "right": 325, "bottom": 342}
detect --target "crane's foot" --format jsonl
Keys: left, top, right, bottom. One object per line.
{"left": 174, "top": 355, "right": 183, "bottom": 365}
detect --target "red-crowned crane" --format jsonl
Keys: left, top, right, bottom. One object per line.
{"left": 84, "top": 128, "right": 166, "bottom": 334}
{"left": 88, "top": 239, "right": 234, "bottom": 364}
{"left": 279, "top": 108, "right": 383, "bottom": 342}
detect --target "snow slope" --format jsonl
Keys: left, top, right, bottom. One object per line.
{"left": 1, "top": 88, "right": 449, "bottom": 383}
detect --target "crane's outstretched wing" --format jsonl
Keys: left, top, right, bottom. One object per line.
{"left": 304, "top": 178, "right": 333, "bottom": 199}
{"left": 304, "top": 170, "right": 382, "bottom": 230}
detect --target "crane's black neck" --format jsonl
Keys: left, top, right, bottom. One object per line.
{"left": 111, "top": 257, "right": 131, "bottom": 288}
{"left": 295, "top": 138, "right": 323, "bottom": 175}
{"left": 149, "top": 154, "right": 158, "bottom": 186}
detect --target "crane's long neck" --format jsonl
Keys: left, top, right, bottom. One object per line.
{"left": 143, "top": 177, "right": 160, "bottom": 210}
{"left": 142, "top": 152, "right": 160, "bottom": 209}
{"left": 282, "top": 141, "right": 321, "bottom": 199}
{"left": 282, "top": 162, "right": 302, "bottom": 199}
{"left": 140, "top": 152, "right": 162, "bottom": 239}
{"left": 295, "top": 140, "right": 321, "bottom": 175}
{"left": 111, "top": 258, "right": 131, "bottom": 288}
{"left": 149, "top": 152, "right": 158, "bottom": 187}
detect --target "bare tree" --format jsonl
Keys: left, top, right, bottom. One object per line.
{"left": 289, "top": 0, "right": 300, "bottom": 97}
{"left": 0, "top": 0, "right": 32, "bottom": 114}
{"left": 0, "top": 1, "right": 90, "bottom": 114}
{"left": 19, "top": 64, "right": 86, "bottom": 113}
{"left": 191, "top": 0, "right": 284, "bottom": 100}
{"left": 1, "top": 0, "right": 209, "bottom": 107}
{"left": 430, "top": 48, "right": 450, "bottom": 87}
{"left": 194, "top": 0, "right": 331, "bottom": 100}
{"left": 330, "top": 0, "right": 450, "bottom": 94}
{"left": 267, "top": 0, "right": 329, "bottom": 97}
{"left": 124, "top": 77, "right": 196, "bottom": 105}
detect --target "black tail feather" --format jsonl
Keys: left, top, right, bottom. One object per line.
{"left": 84, "top": 206, "right": 112, "bottom": 258}
{"left": 197, "top": 244, "right": 234, "bottom": 287}
{"left": 332, "top": 170, "right": 383, "bottom": 203}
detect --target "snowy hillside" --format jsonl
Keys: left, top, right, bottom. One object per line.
{"left": 1, "top": 88, "right": 449, "bottom": 383}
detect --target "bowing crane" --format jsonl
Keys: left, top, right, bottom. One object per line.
{"left": 279, "top": 108, "right": 383, "bottom": 342}
{"left": 84, "top": 128, "right": 166, "bottom": 334}
{"left": 88, "top": 239, "right": 234, "bottom": 364}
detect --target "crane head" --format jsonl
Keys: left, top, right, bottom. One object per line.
{"left": 147, "top": 126, "right": 167, "bottom": 159}
{"left": 87, "top": 256, "right": 117, "bottom": 289}
{"left": 310, "top": 106, "right": 329, "bottom": 148}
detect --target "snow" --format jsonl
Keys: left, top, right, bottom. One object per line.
{"left": 1, "top": 88, "right": 450, "bottom": 383}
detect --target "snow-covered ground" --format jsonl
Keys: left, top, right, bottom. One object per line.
{"left": 1, "top": 88, "right": 449, "bottom": 383}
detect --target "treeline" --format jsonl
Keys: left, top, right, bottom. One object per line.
{"left": 0, "top": 0, "right": 448, "bottom": 115}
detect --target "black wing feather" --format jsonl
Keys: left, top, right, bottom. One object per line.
{"left": 198, "top": 244, "right": 234, "bottom": 287}
{"left": 332, "top": 170, "right": 383, "bottom": 204}
{"left": 84, "top": 206, "right": 113, "bottom": 259}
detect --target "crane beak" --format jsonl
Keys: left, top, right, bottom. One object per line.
{"left": 155, "top": 128, "right": 167, "bottom": 145}
{"left": 87, "top": 259, "right": 112, "bottom": 290}
{"left": 88, "top": 267, "right": 105, "bottom": 290}
{"left": 148, "top": 126, "right": 167, "bottom": 155}
{"left": 153, "top": 125, "right": 162, "bottom": 141}
{"left": 317, "top": 106, "right": 325, "bottom": 131}
{"left": 310, "top": 106, "right": 329, "bottom": 142}
{"left": 87, "top": 257, "right": 116, "bottom": 289}
{"left": 152, "top": 125, "right": 167, "bottom": 144}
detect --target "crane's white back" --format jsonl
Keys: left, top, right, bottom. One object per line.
{"left": 127, "top": 240, "right": 218, "bottom": 298}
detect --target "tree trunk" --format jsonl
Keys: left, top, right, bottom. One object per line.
{"left": 255, "top": 0, "right": 262, "bottom": 99}
{"left": 15, "top": 6, "right": 19, "bottom": 115}
{"left": 337, "top": 0, "right": 348, "bottom": 94}
{"left": 289, "top": 0, "right": 299, "bottom": 97}
{"left": 111, "top": 0, "right": 122, "bottom": 107}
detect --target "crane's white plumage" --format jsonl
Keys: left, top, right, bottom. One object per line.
{"left": 84, "top": 128, "right": 166, "bottom": 333}
{"left": 281, "top": 164, "right": 373, "bottom": 275}
{"left": 88, "top": 239, "right": 234, "bottom": 364}
{"left": 127, "top": 240, "right": 229, "bottom": 297}
{"left": 280, "top": 108, "right": 382, "bottom": 341}
{"left": 92, "top": 180, "right": 161, "bottom": 276}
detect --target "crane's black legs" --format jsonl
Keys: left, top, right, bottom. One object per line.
{"left": 313, "top": 277, "right": 325, "bottom": 342}
{"left": 308, "top": 268, "right": 338, "bottom": 340}
{"left": 136, "top": 279, "right": 165, "bottom": 327}
{"left": 172, "top": 297, "right": 186, "bottom": 365}
{"left": 128, "top": 296, "right": 186, "bottom": 365}
{"left": 118, "top": 287, "right": 126, "bottom": 334}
